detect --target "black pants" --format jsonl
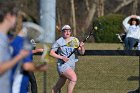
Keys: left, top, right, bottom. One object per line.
{"left": 28, "top": 72, "right": 37, "bottom": 93}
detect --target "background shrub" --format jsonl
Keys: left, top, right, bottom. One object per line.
{"left": 93, "top": 14, "right": 125, "bottom": 43}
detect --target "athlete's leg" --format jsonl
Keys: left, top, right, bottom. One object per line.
{"left": 62, "top": 68, "right": 77, "bottom": 93}
{"left": 51, "top": 76, "right": 67, "bottom": 93}
{"left": 28, "top": 72, "right": 37, "bottom": 93}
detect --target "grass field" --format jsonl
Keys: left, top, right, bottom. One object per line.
{"left": 34, "top": 43, "right": 139, "bottom": 93}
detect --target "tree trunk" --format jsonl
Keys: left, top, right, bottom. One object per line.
{"left": 70, "top": 0, "right": 76, "bottom": 36}
{"left": 85, "top": 0, "right": 90, "bottom": 12}
{"left": 97, "top": 0, "right": 104, "bottom": 17}
{"left": 15, "top": 11, "right": 24, "bottom": 37}
{"left": 132, "top": 0, "right": 138, "bottom": 14}
{"left": 113, "top": 0, "right": 133, "bottom": 13}
{"left": 85, "top": 3, "right": 96, "bottom": 30}
{"left": 56, "top": 6, "right": 61, "bottom": 27}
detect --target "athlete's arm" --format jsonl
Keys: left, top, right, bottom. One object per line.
{"left": 78, "top": 42, "right": 85, "bottom": 55}
{"left": 22, "top": 62, "right": 47, "bottom": 72}
{"left": 32, "top": 48, "right": 44, "bottom": 53}
{"left": 0, "top": 50, "right": 29, "bottom": 75}
{"left": 50, "top": 50, "right": 69, "bottom": 62}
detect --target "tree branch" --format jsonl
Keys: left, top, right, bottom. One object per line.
{"left": 113, "top": 0, "right": 134, "bottom": 13}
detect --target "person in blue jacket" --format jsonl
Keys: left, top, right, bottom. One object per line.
{"left": 11, "top": 26, "right": 47, "bottom": 93}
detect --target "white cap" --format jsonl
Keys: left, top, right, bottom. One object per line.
{"left": 61, "top": 25, "right": 71, "bottom": 31}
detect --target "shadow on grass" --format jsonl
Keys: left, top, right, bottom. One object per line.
{"left": 127, "top": 76, "right": 139, "bottom": 81}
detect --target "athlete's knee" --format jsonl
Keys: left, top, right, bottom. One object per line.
{"left": 69, "top": 79, "right": 77, "bottom": 86}
{"left": 69, "top": 75, "right": 77, "bottom": 82}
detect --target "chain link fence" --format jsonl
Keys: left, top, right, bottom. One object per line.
{"left": 34, "top": 51, "right": 139, "bottom": 93}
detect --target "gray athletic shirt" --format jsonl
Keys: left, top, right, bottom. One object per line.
{"left": 51, "top": 37, "right": 79, "bottom": 64}
{"left": 0, "top": 32, "right": 11, "bottom": 93}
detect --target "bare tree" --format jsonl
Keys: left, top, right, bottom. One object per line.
{"left": 56, "top": 6, "right": 61, "bottom": 27}
{"left": 70, "top": 0, "right": 76, "bottom": 36}
{"left": 97, "top": 0, "right": 104, "bottom": 17}
{"left": 15, "top": 11, "right": 23, "bottom": 38}
{"left": 132, "top": 0, "right": 138, "bottom": 14}
{"left": 113, "top": 0, "right": 134, "bottom": 13}
{"left": 85, "top": 0, "right": 90, "bottom": 12}
{"left": 84, "top": 2, "right": 97, "bottom": 30}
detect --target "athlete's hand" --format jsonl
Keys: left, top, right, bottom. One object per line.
{"left": 32, "top": 48, "right": 44, "bottom": 53}
{"left": 61, "top": 56, "right": 69, "bottom": 62}
{"left": 37, "top": 63, "right": 48, "bottom": 71}
{"left": 19, "top": 49, "right": 30, "bottom": 58}
{"left": 78, "top": 42, "right": 85, "bottom": 54}
{"left": 79, "top": 42, "right": 84, "bottom": 47}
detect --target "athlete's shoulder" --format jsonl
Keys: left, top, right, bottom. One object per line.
{"left": 70, "top": 37, "right": 79, "bottom": 42}
{"left": 70, "top": 36, "right": 78, "bottom": 39}
{"left": 11, "top": 36, "right": 24, "bottom": 44}
{"left": 56, "top": 37, "right": 64, "bottom": 43}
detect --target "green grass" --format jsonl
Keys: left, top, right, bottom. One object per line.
{"left": 34, "top": 43, "right": 139, "bottom": 93}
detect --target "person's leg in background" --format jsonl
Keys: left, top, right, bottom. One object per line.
{"left": 28, "top": 72, "right": 37, "bottom": 93}
{"left": 51, "top": 76, "right": 67, "bottom": 93}
{"left": 129, "top": 37, "right": 139, "bottom": 50}
{"left": 124, "top": 37, "right": 129, "bottom": 50}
